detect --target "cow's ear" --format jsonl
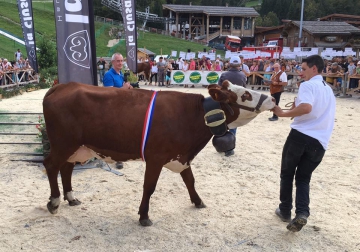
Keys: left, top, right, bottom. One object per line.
{"left": 207, "top": 84, "right": 221, "bottom": 90}
{"left": 208, "top": 89, "right": 229, "bottom": 102}
{"left": 221, "top": 80, "right": 231, "bottom": 90}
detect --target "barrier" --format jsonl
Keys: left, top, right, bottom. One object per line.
{"left": 0, "top": 69, "right": 39, "bottom": 89}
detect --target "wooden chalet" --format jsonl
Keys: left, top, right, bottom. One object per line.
{"left": 282, "top": 21, "right": 360, "bottom": 49}
{"left": 162, "top": 4, "right": 259, "bottom": 46}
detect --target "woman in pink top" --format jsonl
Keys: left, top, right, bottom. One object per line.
{"left": 214, "top": 61, "right": 221, "bottom": 71}
{"left": 189, "top": 58, "right": 196, "bottom": 70}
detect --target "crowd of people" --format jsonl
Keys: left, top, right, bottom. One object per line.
{"left": 0, "top": 49, "right": 34, "bottom": 86}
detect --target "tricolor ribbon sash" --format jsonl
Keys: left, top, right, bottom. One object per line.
{"left": 141, "top": 91, "right": 158, "bottom": 161}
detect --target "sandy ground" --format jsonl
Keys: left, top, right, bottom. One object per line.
{"left": 0, "top": 84, "right": 359, "bottom": 252}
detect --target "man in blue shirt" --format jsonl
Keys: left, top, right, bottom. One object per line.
{"left": 103, "top": 53, "right": 133, "bottom": 89}
{"left": 103, "top": 53, "right": 132, "bottom": 169}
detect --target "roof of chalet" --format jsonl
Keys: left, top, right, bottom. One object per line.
{"left": 255, "top": 25, "right": 284, "bottom": 33}
{"left": 137, "top": 48, "right": 155, "bottom": 55}
{"left": 289, "top": 21, "right": 360, "bottom": 35}
{"left": 162, "top": 4, "right": 259, "bottom": 17}
{"left": 320, "top": 13, "right": 360, "bottom": 20}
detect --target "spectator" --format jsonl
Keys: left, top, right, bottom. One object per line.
{"left": 266, "top": 63, "right": 287, "bottom": 121}
{"left": 14, "top": 49, "right": 22, "bottom": 61}
{"left": 149, "top": 61, "right": 158, "bottom": 86}
{"left": 156, "top": 57, "right": 166, "bottom": 86}
{"left": 103, "top": 53, "right": 133, "bottom": 169}
{"left": 97, "top": 57, "right": 106, "bottom": 84}
{"left": 165, "top": 60, "right": 173, "bottom": 87}
{"left": 217, "top": 55, "right": 247, "bottom": 157}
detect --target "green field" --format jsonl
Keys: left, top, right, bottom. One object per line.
{"left": 0, "top": 0, "right": 217, "bottom": 59}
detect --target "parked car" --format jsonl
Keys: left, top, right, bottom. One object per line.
{"left": 212, "top": 43, "right": 226, "bottom": 51}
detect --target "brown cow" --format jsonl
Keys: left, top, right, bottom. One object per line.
{"left": 43, "top": 81, "right": 275, "bottom": 226}
{"left": 137, "top": 62, "right": 151, "bottom": 84}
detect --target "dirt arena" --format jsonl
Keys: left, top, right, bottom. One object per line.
{"left": 0, "top": 85, "right": 359, "bottom": 251}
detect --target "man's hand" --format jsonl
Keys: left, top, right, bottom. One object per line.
{"left": 123, "top": 82, "right": 133, "bottom": 89}
{"left": 271, "top": 105, "right": 284, "bottom": 117}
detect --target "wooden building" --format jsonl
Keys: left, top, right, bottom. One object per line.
{"left": 162, "top": 4, "right": 259, "bottom": 46}
{"left": 319, "top": 14, "right": 360, "bottom": 28}
{"left": 137, "top": 48, "right": 156, "bottom": 61}
{"left": 282, "top": 21, "right": 360, "bottom": 49}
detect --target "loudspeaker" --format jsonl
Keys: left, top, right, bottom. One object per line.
{"left": 203, "top": 48, "right": 206, "bottom": 52}
{"left": 187, "top": 49, "right": 191, "bottom": 53}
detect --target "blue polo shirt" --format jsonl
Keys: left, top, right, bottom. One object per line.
{"left": 103, "top": 68, "right": 125, "bottom": 88}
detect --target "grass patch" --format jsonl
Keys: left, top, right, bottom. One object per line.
{"left": 0, "top": 0, "right": 220, "bottom": 58}
{"left": 246, "top": 0, "right": 262, "bottom": 7}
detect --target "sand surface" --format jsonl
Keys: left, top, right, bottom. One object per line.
{"left": 0, "top": 84, "right": 359, "bottom": 251}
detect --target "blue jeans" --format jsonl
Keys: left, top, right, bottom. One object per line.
{"left": 99, "top": 69, "right": 105, "bottom": 83}
{"left": 279, "top": 129, "right": 325, "bottom": 217}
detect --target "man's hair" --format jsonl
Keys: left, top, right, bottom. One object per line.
{"left": 302, "top": 55, "right": 324, "bottom": 73}
{"left": 111, "top": 53, "right": 122, "bottom": 61}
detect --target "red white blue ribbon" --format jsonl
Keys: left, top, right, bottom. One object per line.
{"left": 141, "top": 91, "right": 158, "bottom": 161}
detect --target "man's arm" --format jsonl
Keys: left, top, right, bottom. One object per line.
{"left": 272, "top": 103, "right": 312, "bottom": 118}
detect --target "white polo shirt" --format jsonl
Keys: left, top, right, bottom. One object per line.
{"left": 291, "top": 75, "right": 336, "bottom": 150}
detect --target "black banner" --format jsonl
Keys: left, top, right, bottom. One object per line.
{"left": 121, "top": 0, "right": 137, "bottom": 73}
{"left": 17, "top": 0, "right": 38, "bottom": 73}
{"left": 53, "top": 0, "right": 97, "bottom": 85}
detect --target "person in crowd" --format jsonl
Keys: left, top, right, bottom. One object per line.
{"left": 165, "top": 60, "right": 173, "bottom": 87}
{"left": 217, "top": 55, "right": 247, "bottom": 157}
{"left": 0, "top": 59, "right": 3, "bottom": 85}
{"left": 250, "top": 60, "right": 259, "bottom": 87}
{"left": 189, "top": 58, "right": 196, "bottom": 71}
{"left": 14, "top": 49, "right": 22, "bottom": 61}
{"left": 266, "top": 63, "right": 287, "bottom": 121}
{"left": 97, "top": 57, "right": 106, "bottom": 84}
{"left": 214, "top": 60, "right": 222, "bottom": 71}
{"left": 103, "top": 53, "right": 133, "bottom": 169}
{"left": 356, "top": 61, "right": 360, "bottom": 89}
{"left": 326, "top": 62, "right": 342, "bottom": 87}
{"left": 176, "top": 57, "right": 183, "bottom": 70}
{"left": 149, "top": 60, "right": 158, "bottom": 86}
{"left": 263, "top": 60, "right": 272, "bottom": 80}
{"left": 157, "top": 57, "right": 166, "bottom": 86}
{"left": 271, "top": 55, "right": 336, "bottom": 232}
{"left": 347, "top": 60, "right": 357, "bottom": 89}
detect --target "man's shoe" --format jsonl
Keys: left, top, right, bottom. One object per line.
{"left": 224, "top": 149, "right": 235, "bottom": 157}
{"left": 115, "top": 162, "right": 124, "bottom": 169}
{"left": 275, "top": 208, "right": 291, "bottom": 222}
{"left": 268, "top": 117, "right": 278, "bottom": 121}
{"left": 286, "top": 214, "right": 307, "bottom": 232}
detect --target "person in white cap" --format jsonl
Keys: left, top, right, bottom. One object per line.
{"left": 217, "top": 55, "right": 247, "bottom": 157}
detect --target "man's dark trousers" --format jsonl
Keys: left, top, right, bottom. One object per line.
{"left": 279, "top": 129, "right": 325, "bottom": 217}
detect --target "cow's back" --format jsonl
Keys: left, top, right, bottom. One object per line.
{"left": 43, "top": 82, "right": 212, "bottom": 162}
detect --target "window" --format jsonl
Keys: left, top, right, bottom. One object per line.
{"left": 244, "top": 18, "right": 252, "bottom": 30}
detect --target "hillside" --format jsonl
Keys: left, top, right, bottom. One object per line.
{"left": 0, "top": 0, "right": 214, "bottom": 60}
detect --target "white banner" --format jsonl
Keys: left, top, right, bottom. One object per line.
{"left": 170, "top": 70, "right": 221, "bottom": 85}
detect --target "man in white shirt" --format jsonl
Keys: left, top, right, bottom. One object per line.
{"left": 176, "top": 57, "right": 184, "bottom": 70}
{"left": 14, "top": 49, "right": 22, "bottom": 61}
{"left": 272, "top": 54, "right": 336, "bottom": 232}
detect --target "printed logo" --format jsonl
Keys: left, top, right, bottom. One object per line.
{"left": 63, "top": 30, "right": 91, "bottom": 68}
{"left": 173, "top": 71, "right": 185, "bottom": 83}
{"left": 206, "top": 71, "right": 219, "bottom": 84}
{"left": 189, "top": 71, "right": 201, "bottom": 84}
{"left": 127, "top": 47, "right": 136, "bottom": 63}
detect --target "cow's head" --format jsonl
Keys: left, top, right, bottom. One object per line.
{"left": 208, "top": 80, "right": 275, "bottom": 128}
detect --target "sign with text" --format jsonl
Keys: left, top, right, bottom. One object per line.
{"left": 53, "top": 0, "right": 97, "bottom": 85}
{"left": 17, "top": 0, "right": 38, "bottom": 73}
{"left": 170, "top": 70, "right": 221, "bottom": 85}
{"left": 121, "top": 0, "right": 137, "bottom": 73}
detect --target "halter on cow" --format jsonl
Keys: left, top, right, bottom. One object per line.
{"left": 42, "top": 80, "right": 275, "bottom": 226}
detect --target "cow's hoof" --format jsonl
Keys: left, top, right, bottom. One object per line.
{"left": 139, "top": 219, "right": 153, "bottom": 227}
{"left": 195, "top": 201, "right": 206, "bottom": 208}
{"left": 47, "top": 201, "right": 59, "bottom": 214}
{"left": 68, "top": 199, "right": 81, "bottom": 206}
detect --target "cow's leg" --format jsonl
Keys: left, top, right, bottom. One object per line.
{"left": 43, "top": 155, "right": 62, "bottom": 214}
{"left": 60, "top": 162, "right": 81, "bottom": 207}
{"left": 138, "top": 163, "right": 163, "bottom": 226}
{"left": 180, "top": 166, "right": 206, "bottom": 208}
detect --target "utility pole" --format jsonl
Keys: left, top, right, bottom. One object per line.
{"left": 298, "top": 0, "right": 305, "bottom": 47}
